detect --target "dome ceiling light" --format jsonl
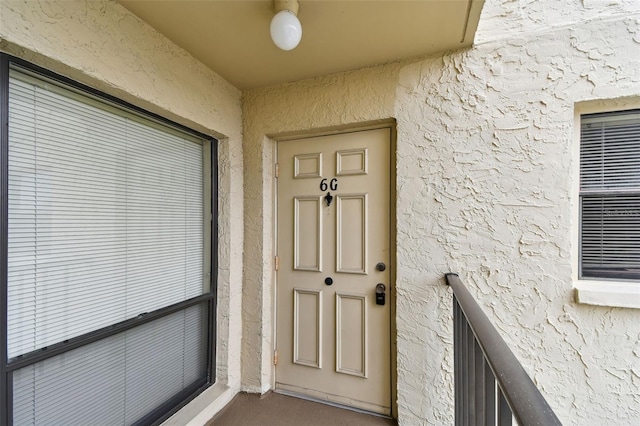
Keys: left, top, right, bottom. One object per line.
{"left": 270, "top": 0, "right": 302, "bottom": 51}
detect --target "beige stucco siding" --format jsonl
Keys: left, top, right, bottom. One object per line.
{"left": 0, "top": 0, "right": 244, "bottom": 411}
{"left": 242, "top": 0, "right": 640, "bottom": 424}
{"left": 394, "top": 10, "right": 640, "bottom": 424}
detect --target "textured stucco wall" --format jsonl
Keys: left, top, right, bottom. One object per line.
{"left": 0, "top": 0, "right": 244, "bottom": 397}
{"left": 242, "top": 0, "right": 640, "bottom": 424}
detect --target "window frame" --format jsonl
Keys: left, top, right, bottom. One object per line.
{"left": 574, "top": 100, "right": 640, "bottom": 310}
{"left": 0, "top": 53, "right": 219, "bottom": 426}
{"left": 578, "top": 110, "right": 640, "bottom": 282}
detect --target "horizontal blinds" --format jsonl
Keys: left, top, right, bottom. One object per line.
{"left": 581, "top": 195, "right": 640, "bottom": 273}
{"left": 7, "top": 70, "right": 206, "bottom": 358}
{"left": 13, "top": 303, "right": 207, "bottom": 426}
{"left": 580, "top": 111, "right": 640, "bottom": 280}
{"left": 124, "top": 305, "right": 207, "bottom": 423}
{"left": 580, "top": 113, "right": 640, "bottom": 191}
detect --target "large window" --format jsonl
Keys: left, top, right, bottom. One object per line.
{"left": 580, "top": 109, "right": 640, "bottom": 281}
{"left": 1, "top": 56, "right": 217, "bottom": 425}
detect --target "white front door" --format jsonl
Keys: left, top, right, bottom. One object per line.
{"left": 275, "top": 128, "right": 391, "bottom": 415}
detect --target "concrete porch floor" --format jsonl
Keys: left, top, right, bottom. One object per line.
{"left": 207, "top": 392, "right": 397, "bottom": 426}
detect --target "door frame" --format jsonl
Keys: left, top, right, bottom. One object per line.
{"left": 270, "top": 119, "right": 397, "bottom": 418}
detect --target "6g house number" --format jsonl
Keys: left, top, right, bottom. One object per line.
{"left": 320, "top": 178, "right": 338, "bottom": 206}
{"left": 319, "top": 178, "right": 338, "bottom": 191}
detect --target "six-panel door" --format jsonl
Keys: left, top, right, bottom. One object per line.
{"left": 276, "top": 128, "right": 391, "bottom": 415}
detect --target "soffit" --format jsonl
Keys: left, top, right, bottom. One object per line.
{"left": 117, "top": 0, "right": 484, "bottom": 90}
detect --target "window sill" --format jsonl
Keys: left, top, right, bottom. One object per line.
{"left": 163, "top": 382, "right": 236, "bottom": 426}
{"left": 574, "top": 280, "right": 640, "bottom": 309}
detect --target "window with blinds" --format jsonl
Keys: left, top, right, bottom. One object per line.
{"left": 12, "top": 304, "right": 207, "bottom": 425}
{"left": 3, "top": 61, "right": 215, "bottom": 426}
{"left": 580, "top": 110, "right": 640, "bottom": 281}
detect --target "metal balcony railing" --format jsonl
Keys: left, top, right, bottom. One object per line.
{"left": 445, "top": 273, "right": 562, "bottom": 426}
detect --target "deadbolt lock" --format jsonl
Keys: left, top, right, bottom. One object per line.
{"left": 376, "top": 262, "right": 386, "bottom": 272}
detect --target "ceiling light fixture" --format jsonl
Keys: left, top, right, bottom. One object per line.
{"left": 270, "top": 0, "right": 302, "bottom": 51}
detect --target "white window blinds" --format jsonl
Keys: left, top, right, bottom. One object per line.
{"left": 12, "top": 303, "right": 207, "bottom": 426}
{"left": 7, "top": 69, "right": 208, "bottom": 358}
{"left": 580, "top": 111, "right": 640, "bottom": 280}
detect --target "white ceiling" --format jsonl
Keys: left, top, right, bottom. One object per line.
{"left": 118, "top": 0, "right": 484, "bottom": 90}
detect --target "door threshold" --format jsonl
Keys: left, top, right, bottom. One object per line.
{"left": 273, "top": 388, "right": 393, "bottom": 420}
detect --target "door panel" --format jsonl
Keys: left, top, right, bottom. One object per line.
{"left": 294, "top": 153, "right": 322, "bottom": 178}
{"left": 293, "top": 288, "right": 322, "bottom": 368}
{"left": 276, "top": 128, "right": 391, "bottom": 415}
{"left": 294, "top": 196, "right": 323, "bottom": 271}
{"left": 336, "top": 148, "right": 368, "bottom": 175}
{"left": 335, "top": 292, "right": 367, "bottom": 377}
{"left": 336, "top": 194, "right": 368, "bottom": 274}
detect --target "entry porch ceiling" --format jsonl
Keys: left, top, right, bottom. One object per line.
{"left": 118, "top": 0, "right": 484, "bottom": 90}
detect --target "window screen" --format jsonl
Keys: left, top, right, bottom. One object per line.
{"left": 580, "top": 110, "right": 640, "bottom": 280}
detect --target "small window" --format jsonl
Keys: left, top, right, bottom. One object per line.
{"left": 580, "top": 110, "right": 640, "bottom": 281}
